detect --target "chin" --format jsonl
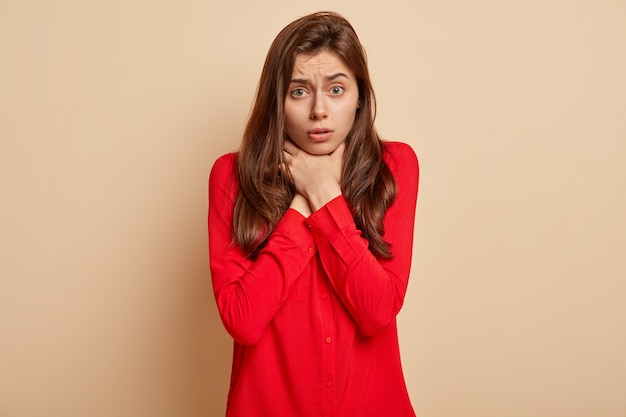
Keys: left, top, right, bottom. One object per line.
{"left": 306, "top": 148, "right": 332, "bottom": 156}
{"left": 304, "top": 142, "right": 341, "bottom": 155}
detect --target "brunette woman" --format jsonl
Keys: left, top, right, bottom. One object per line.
{"left": 208, "top": 11, "right": 419, "bottom": 417}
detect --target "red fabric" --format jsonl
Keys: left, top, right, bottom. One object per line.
{"left": 208, "top": 141, "right": 419, "bottom": 417}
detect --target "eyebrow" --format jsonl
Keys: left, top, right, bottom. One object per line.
{"left": 289, "top": 72, "right": 350, "bottom": 84}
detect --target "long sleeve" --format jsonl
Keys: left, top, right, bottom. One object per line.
{"left": 209, "top": 143, "right": 418, "bottom": 417}
{"left": 304, "top": 142, "right": 419, "bottom": 336}
{"left": 208, "top": 153, "right": 317, "bottom": 345}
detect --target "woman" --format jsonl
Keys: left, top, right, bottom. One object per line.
{"left": 209, "top": 11, "right": 419, "bottom": 417}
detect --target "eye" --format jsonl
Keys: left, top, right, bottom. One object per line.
{"left": 291, "top": 88, "right": 306, "bottom": 97}
{"left": 329, "top": 86, "right": 344, "bottom": 95}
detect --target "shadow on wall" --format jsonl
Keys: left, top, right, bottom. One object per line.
{"left": 202, "top": 292, "right": 232, "bottom": 416}
{"left": 200, "top": 139, "right": 238, "bottom": 416}
{"left": 199, "top": 156, "right": 233, "bottom": 415}
{"left": 194, "top": 86, "right": 248, "bottom": 416}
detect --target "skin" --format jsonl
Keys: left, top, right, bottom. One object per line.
{"left": 282, "top": 50, "right": 360, "bottom": 216}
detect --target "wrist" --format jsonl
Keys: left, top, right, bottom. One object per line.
{"left": 307, "top": 185, "right": 342, "bottom": 212}
{"left": 290, "top": 193, "right": 312, "bottom": 217}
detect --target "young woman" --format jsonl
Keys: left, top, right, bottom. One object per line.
{"left": 208, "top": 11, "right": 419, "bottom": 417}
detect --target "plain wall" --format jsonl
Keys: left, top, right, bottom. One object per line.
{"left": 1, "top": 1, "right": 624, "bottom": 416}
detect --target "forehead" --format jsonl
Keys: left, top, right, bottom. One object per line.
{"left": 291, "top": 50, "right": 354, "bottom": 76}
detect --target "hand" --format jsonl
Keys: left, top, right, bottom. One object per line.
{"left": 283, "top": 140, "right": 344, "bottom": 211}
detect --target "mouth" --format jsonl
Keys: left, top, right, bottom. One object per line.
{"left": 307, "top": 128, "right": 333, "bottom": 142}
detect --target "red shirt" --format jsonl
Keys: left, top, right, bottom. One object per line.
{"left": 208, "top": 141, "right": 419, "bottom": 417}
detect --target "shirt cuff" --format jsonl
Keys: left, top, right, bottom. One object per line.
{"left": 305, "top": 196, "right": 367, "bottom": 264}
{"left": 274, "top": 208, "right": 316, "bottom": 253}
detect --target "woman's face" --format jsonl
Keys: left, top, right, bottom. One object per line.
{"left": 284, "top": 50, "right": 360, "bottom": 155}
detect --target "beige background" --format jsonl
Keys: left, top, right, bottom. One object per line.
{"left": 1, "top": 1, "right": 625, "bottom": 416}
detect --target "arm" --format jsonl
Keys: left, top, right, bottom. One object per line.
{"left": 305, "top": 143, "right": 419, "bottom": 336}
{"left": 208, "top": 154, "right": 316, "bottom": 345}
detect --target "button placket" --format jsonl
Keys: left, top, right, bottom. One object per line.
{"left": 319, "top": 271, "right": 336, "bottom": 412}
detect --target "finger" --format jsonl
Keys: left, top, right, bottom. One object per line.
{"left": 283, "top": 139, "right": 298, "bottom": 155}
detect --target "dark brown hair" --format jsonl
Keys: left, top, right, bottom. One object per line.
{"left": 233, "top": 11, "right": 396, "bottom": 258}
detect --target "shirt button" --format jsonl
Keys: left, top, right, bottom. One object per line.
{"left": 308, "top": 247, "right": 314, "bottom": 254}
{"left": 326, "top": 379, "right": 334, "bottom": 388}
{"left": 321, "top": 293, "right": 328, "bottom": 300}
{"left": 325, "top": 337, "right": 332, "bottom": 344}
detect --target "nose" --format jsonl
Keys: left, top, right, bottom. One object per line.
{"left": 310, "top": 93, "right": 328, "bottom": 120}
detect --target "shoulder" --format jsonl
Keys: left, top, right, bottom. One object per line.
{"left": 210, "top": 152, "right": 238, "bottom": 181}
{"left": 382, "top": 141, "right": 419, "bottom": 177}
{"left": 211, "top": 152, "right": 238, "bottom": 173}
{"left": 381, "top": 141, "right": 419, "bottom": 204}
{"left": 209, "top": 152, "right": 239, "bottom": 197}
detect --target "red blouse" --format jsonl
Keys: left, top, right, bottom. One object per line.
{"left": 208, "top": 141, "right": 419, "bottom": 417}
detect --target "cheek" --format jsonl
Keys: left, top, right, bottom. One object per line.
{"left": 284, "top": 103, "right": 302, "bottom": 126}
{"left": 335, "top": 102, "right": 359, "bottom": 123}
{"left": 283, "top": 107, "right": 304, "bottom": 139}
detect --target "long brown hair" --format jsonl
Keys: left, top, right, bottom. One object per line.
{"left": 233, "top": 11, "right": 397, "bottom": 259}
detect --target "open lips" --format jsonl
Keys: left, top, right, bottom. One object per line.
{"left": 307, "top": 128, "right": 333, "bottom": 142}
